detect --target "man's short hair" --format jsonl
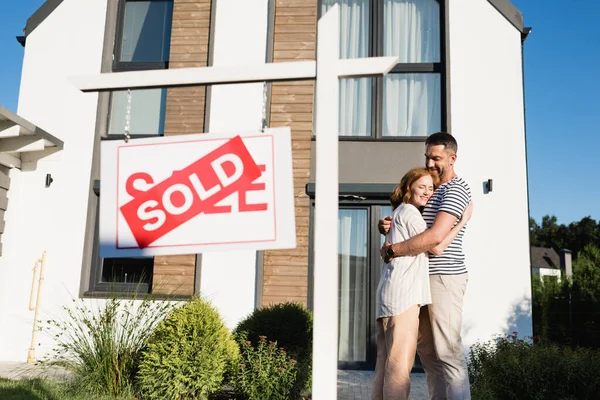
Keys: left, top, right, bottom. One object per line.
{"left": 426, "top": 132, "right": 458, "bottom": 154}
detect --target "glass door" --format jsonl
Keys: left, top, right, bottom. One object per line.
{"left": 337, "top": 207, "right": 370, "bottom": 367}
{"left": 337, "top": 205, "right": 392, "bottom": 370}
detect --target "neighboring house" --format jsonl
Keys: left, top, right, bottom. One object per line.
{"left": 0, "top": 0, "right": 532, "bottom": 369}
{"left": 531, "top": 246, "right": 573, "bottom": 283}
{"left": 531, "top": 246, "right": 562, "bottom": 282}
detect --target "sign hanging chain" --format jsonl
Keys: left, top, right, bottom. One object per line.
{"left": 124, "top": 88, "right": 132, "bottom": 143}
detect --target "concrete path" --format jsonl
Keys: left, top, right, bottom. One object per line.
{"left": 0, "top": 361, "right": 70, "bottom": 381}
{"left": 337, "top": 370, "right": 428, "bottom": 400}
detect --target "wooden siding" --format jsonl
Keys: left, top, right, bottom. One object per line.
{"left": 151, "top": 0, "right": 212, "bottom": 296}
{"left": 262, "top": 0, "right": 317, "bottom": 307}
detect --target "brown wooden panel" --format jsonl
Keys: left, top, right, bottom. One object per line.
{"left": 152, "top": 265, "right": 196, "bottom": 276}
{"left": 271, "top": 86, "right": 314, "bottom": 95}
{"left": 274, "top": 41, "right": 315, "bottom": 51}
{"left": 271, "top": 113, "right": 313, "bottom": 123}
{"left": 276, "top": 0, "right": 317, "bottom": 8}
{"left": 263, "top": 276, "right": 309, "bottom": 289}
{"left": 274, "top": 25, "right": 316, "bottom": 34}
{"left": 274, "top": 33, "right": 316, "bottom": 43}
{"left": 271, "top": 94, "right": 315, "bottom": 104}
{"left": 273, "top": 50, "right": 316, "bottom": 60}
{"left": 155, "top": 254, "right": 196, "bottom": 266}
{"left": 291, "top": 141, "right": 312, "bottom": 150}
{"left": 271, "top": 121, "right": 313, "bottom": 131}
{"left": 261, "top": 0, "right": 317, "bottom": 307}
{"left": 275, "top": 7, "right": 318, "bottom": 16}
{"left": 273, "top": 80, "right": 314, "bottom": 86}
{"left": 152, "top": 283, "right": 196, "bottom": 296}
{"left": 263, "top": 285, "right": 308, "bottom": 296}
{"left": 271, "top": 103, "right": 314, "bottom": 113}
{"left": 171, "top": 11, "right": 211, "bottom": 21}
{"left": 152, "top": 0, "right": 212, "bottom": 296}
{"left": 292, "top": 150, "right": 312, "bottom": 159}
{"left": 173, "top": 2, "right": 211, "bottom": 11}
{"left": 275, "top": 15, "right": 317, "bottom": 24}
{"left": 264, "top": 264, "right": 309, "bottom": 276}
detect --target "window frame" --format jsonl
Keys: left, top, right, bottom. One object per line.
{"left": 113, "top": 0, "right": 174, "bottom": 72}
{"left": 87, "top": 190, "right": 153, "bottom": 295}
{"left": 318, "top": 0, "right": 447, "bottom": 141}
{"left": 106, "top": 0, "right": 173, "bottom": 138}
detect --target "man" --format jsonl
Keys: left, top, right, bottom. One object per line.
{"left": 379, "top": 132, "right": 472, "bottom": 400}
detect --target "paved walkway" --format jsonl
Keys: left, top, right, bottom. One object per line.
{"left": 0, "top": 361, "right": 70, "bottom": 381}
{"left": 0, "top": 362, "right": 428, "bottom": 399}
{"left": 337, "top": 370, "right": 428, "bottom": 400}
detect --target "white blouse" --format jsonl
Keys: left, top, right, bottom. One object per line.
{"left": 376, "top": 203, "right": 432, "bottom": 319}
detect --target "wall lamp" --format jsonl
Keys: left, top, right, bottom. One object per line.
{"left": 484, "top": 179, "right": 493, "bottom": 193}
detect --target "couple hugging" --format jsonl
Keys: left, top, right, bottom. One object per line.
{"left": 373, "top": 132, "right": 473, "bottom": 400}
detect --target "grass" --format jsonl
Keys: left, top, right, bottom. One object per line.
{"left": 0, "top": 378, "right": 134, "bottom": 400}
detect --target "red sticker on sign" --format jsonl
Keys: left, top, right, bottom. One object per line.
{"left": 119, "top": 136, "right": 262, "bottom": 248}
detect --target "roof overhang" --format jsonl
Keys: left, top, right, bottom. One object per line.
{"left": 0, "top": 106, "right": 64, "bottom": 169}
{"left": 487, "top": 0, "right": 526, "bottom": 33}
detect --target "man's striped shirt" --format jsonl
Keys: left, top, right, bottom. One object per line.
{"left": 423, "top": 176, "right": 471, "bottom": 275}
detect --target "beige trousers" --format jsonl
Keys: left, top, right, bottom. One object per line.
{"left": 372, "top": 305, "right": 421, "bottom": 400}
{"left": 417, "top": 274, "right": 471, "bottom": 400}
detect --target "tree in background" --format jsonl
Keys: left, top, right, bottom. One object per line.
{"left": 529, "top": 215, "right": 600, "bottom": 258}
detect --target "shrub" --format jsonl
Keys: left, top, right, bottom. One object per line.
{"left": 136, "top": 298, "right": 239, "bottom": 400}
{"left": 232, "top": 333, "right": 298, "bottom": 400}
{"left": 468, "top": 333, "right": 600, "bottom": 400}
{"left": 43, "top": 294, "right": 176, "bottom": 398}
{"left": 233, "top": 302, "right": 312, "bottom": 398}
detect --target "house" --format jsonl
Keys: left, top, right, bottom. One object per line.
{"left": 531, "top": 246, "right": 573, "bottom": 283}
{"left": 0, "top": 0, "right": 532, "bottom": 370}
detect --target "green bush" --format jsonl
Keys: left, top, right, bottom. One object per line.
{"left": 136, "top": 298, "right": 239, "bottom": 400}
{"left": 233, "top": 302, "right": 312, "bottom": 398}
{"left": 468, "top": 333, "right": 600, "bottom": 400}
{"left": 232, "top": 334, "right": 298, "bottom": 400}
{"left": 43, "top": 294, "right": 176, "bottom": 398}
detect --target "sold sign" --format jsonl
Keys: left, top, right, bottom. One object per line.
{"left": 99, "top": 129, "right": 296, "bottom": 258}
{"left": 119, "top": 136, "right": 262, "bottom": 248}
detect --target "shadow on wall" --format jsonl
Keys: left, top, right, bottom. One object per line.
{"left": 506, "top": 295, "right": 533, "bottom": 338}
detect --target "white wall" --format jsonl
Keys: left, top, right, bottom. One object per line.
{"left": 449, "top": 0, "right": 532, "bottom": 348}
{"left": 202, "top": 0, "right": 270, "bottom": 329}
{"left": 0, "top": 0, "right": 107, "bottom": 362}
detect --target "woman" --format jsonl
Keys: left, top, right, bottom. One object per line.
{"left": 372, "top": 167, "right": 472, "bottom": 400}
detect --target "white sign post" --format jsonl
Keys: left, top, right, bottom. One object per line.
{"left": 71, "top": 5, "right": 397, "bottom": 398}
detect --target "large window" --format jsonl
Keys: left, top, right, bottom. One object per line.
{"left": 320, "top": 0, "right": 444, "bottom": 138}
{"left": 108, "top": 0, "right": 173, "bottom": 137}
{"left": 90, "top": 0, "right": 174, "bottom": 294}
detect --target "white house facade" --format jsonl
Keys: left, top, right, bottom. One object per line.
{"left": 0, "top": 0, "right": 532, "bottom": 369}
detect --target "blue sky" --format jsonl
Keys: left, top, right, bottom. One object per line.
{"left": 0, "top": 1, "right": 598, "bottom": 225}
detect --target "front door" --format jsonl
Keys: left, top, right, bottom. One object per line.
{"left": 337, "top": 204, "right": 392, "bottom": 370}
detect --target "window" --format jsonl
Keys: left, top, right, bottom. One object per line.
{"left": 320, "top": 0, "right": 444, "bottom": 138}
{"left": 89, "top": 197, "right": 154, "bottom": 294}
{"left": 89, "top": 0, "right": 174, "bottom": 294}
{"left": 108, "top": 0, "right": 173, "bottom": 137}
